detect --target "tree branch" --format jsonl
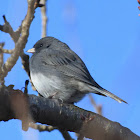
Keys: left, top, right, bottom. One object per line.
{"left": 0, "top": 86, "right": 139, "bottom": 140}
{"left": 0, "top": 0, "right": 45, "bottom": 85}
{"left": 0, "top": 0, "right": 38, "bottom": 84}
{"left": 2, "top": 0, "right": 36, "bottom": 78}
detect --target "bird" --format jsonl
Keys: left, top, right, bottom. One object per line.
{"left": 27, "top": 37, "right": 127, "bottom": 104}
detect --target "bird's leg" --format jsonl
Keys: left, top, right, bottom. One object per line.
{"left": 48, "top": 92, "right": 58, "bottom": 99}
{"left": 48, "top": 92, "right": 64, "bottom": 104}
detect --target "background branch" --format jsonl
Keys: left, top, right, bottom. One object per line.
{"left": 40, "top": 0, "right": 47, "bottom": 37}
{"left": 88, "top": 94, "right": 102, "bottom": 115}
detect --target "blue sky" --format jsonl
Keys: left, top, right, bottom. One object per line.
{"left": 0, "top": 0, "right": 140, "bottom": 139}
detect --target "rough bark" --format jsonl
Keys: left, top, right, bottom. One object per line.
{"left": 0, "top": 86, "right": 139, "bottom": 140}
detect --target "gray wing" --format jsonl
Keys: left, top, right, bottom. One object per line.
{"left": 41, "top": 48, "right": 100, "bottom": 88}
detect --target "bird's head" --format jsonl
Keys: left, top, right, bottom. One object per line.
{"left": 27, "top": 36, "right": 70, "bottom": 54}
{"left": 27, "top": 37, "right": 55, "bottom": 53}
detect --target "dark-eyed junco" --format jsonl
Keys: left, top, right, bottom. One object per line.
{"left": 27, "top": 37, "right": 127, "bottom": 104}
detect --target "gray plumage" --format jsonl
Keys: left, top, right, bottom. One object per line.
{"left": 28, "top": 37, "right": 127, "bottom": 104}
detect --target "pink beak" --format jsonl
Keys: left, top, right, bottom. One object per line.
{"left": 26, "top": 48, "right": 35, "bottom": 53}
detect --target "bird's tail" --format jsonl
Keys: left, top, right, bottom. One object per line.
{"left": 89, "top": 85, "right": 127, "bottom": 104}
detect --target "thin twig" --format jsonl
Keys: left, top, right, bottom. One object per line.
{"left": 0, "top": 42, "right": 4, "bottom": 68}
{"left": 0, "top": 43, "right": 4, "bottom": 85}
{"left": 1, "top": 49, "right": 13, "bottom": 54}
{"left": 0, "top": 16, "right": 20, "bottom": 43}
{"left": 40, "top": 0, "right": 47, "bottom": 37}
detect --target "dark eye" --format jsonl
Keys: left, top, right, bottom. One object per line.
{"left": 40, "top": 44, "right": 43, "bottom": 47}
